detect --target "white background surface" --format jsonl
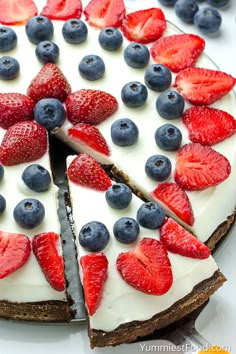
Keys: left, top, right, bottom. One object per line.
{"left": 0, "top": 1, "right": 236, "bottom": 353}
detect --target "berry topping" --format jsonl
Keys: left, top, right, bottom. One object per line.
{"left": 0, "top": 164, "right": 4, "bottom": 181}
{"left": 79, "top": 221, "right": 110, "bottom": 252}
{"left": 0, "top": 231, "right": 31, "bottom": 279}
{"left": 78, "top": 54, "right": 105, "bottom": 81}
{"left": 0, "top": 121, "right": 47, "bottom": 166}
{"left": 0, "top": 56, "right": 20, "bottom": 80}
{"left": 155, "top": 124, "right": 182, "bottom": 151}
{"left": 194, "top": 7, "right": 222, "bottom": 34}
{"left": 174, "top": 67, "right": 235, "bottom": 105}
{"left": 22, "top": 164, "right": 51, "bottom": 193}
{"left": 156, "top": 90, "right": 185, "bottom": 119}
{"left": 62, "top": 19, "right": 88, "bottom": 44}
{"left": 98, "top": 27, "right": 123, "bottom": 51}
{"left": 160, "top": 218, "right": 210, "bottom": 259}
{"left": 124, "top": 42, "right": 150, "bottom": 69}
{"left": 13, "top": 198, "right": 45, "bottom": 229}
{"left": 111, "top": 118, "right": 139, "bottom": 147}
{"left": 174, "top": 143, "right": 231, "bottom": 190}
{"left": 80, "top": 253, "right": 108, "bottom": 316}
{"left": 25, "top": 16, "right": 54, "bottom": 45}
{"left": 35, "top": 41, "right": 60, "bottom": 64}
{"left": 121, "top": 8, "right": 166, "bottom": 44}
{"left": 158, "top": 0, "right": 177, "bottom": 4}
{"left": 67, "top": 153, "right": 112, "bottom": 191}
{"left": 68, "top": 123, "right": 110, "bottom": 156}
{"left": 151, "top": 34, "right": 205, "bottom": 73}
{"left": 206, "top": 0, "right": 230, "bottom": 8}
{"left": 152, "top": 182, "right": 194, "bottom": 226}
{"left": 84, "top": 0, "right": 125, "bottom": 29}
{"left": 0, "top": 194, "right": 6, "bottom": 215}
{"left": 174, "top": 0, "right": 199, "bottom": 23}
{"left": 116, "top": 237, "right": 173, "bottom": 295}
{"left": 0, "top": 93, "right": 35, "bottom": 130}
{"left": 145, "top": 155, "right": 172, "bottom": 181}
{"left": 32, "top": 232, "right": 65, "bottom": 291}
{"left": 105, "top": 183, "right": 132, "bottom": 209}
{"left": 113, "top": 217, "right": 140, "bottom": 244}
{"left": 144, "top": 64, "right": 172, "bottom": 92}
{"left": 41, "top": 0, "right": 82, "bottom": 20}
{"left": 0, "top": 26, "right": 17, "bottom": 52}
{"left": 121, "top": 81, "right": 148, "bottom": 108}
{"left": 137, "top": 202, "right": 165, "bottom": 229}
{"left": 34, "top": 98, "right": 66, "bottom": 130}
{"left": 0, "top": 0, "right": 38, "bottom": 25}
{"left": 66, "top": 89, "right": 118, "bottom": 126}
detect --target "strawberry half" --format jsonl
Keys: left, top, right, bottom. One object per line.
{"left": 152, "top": 182, "right": 194, "bottom": 226}
{"left": 116, "top": 238, "right": 173, "bottom": 295}
{"left": 27, "top": 63, "right": 71, "bottom": 103}
{"left": 84, "top": 0, "right": 125, "bottom": 29}
{"left": 41, "top": 0, "right": 82, "bottom": 20}
{"left": 0, "top": 93, "right": 35, "bottom": 130}
{"left": 175, "top": 67, "right": 235, "bottom": 105}
{"left": 183, "top": 106, "right": 236, "bottom": 146}
{"left": 68, "top": 123, "right": 110, "bottom": 156}
{"left": 160, "top": 218, "right": 211, "bottom": 259}
{"left": 121, "top": 8, "right": 166, "bottom": 44}
{"left": 0, "top": 121, "right": 47, "bottom": 166}
{"left": 67, "top": 153, "right": 112, "bottom": 191}
{"left": 80, "top": 252, "right": 108, "bottom": 316}
{"left": 65, "top": 89, "right": 118, "bottom": 126}
{"left": 0, "top": 0, "right": 38, "bottom": 25}
{"left": 150, "top": 34, "right": 205, "bottom": 73}
{"left": 0, "top": 231, "right": 31, "bottom": 279}
{"left": 32, "top": 232, "right": 65, "bottom": 292}
{"left": 174, "top": 143, "right": 231, "bottom": 190}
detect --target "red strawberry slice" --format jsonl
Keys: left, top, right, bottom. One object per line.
{"left": 116, "top": 238, "right": 173, "bottom": 295}
{"left": 183, "top": 106, "right": 236, "bottom": 146}
{"left": 121, "top": 8, "right": 166, "bottom": 44}
{"left": 152, "top": 182, "right": 194, "bottom": 226}
{"left": 175, "top": 67, "right": 235, "bottom": 105}
{"left": 68, "top": 123, "right": 110, "bottom": 156}
{"left": 32, "top": 232, "right": 65, "bottom": 292}
{"left": 0, "top": 0, "right": 37, "bottom": 25}
{"left": 27, "top": 63, "right": 71, "bottom": 103}
{"left": 0, "top": 121, "right": 47, "bottom": 166}
{"left": 0, "top": 93, "right": 35, "bottom": 130}
{"left": 160, "top": 218, "right": 211, "bottom": 259}
{"left": 67, "top": 153, "right": 112, "bottom": 191}
{"left": 174, "top": 143, "right": 231, "bottom": 190}
{"left": 0, "top": 231, "right": 31, "bottom": 279}
{"left": 84, "top": 0, "right": 125, "bottom": 29}
{"left": 150, "top": 34, "right": 205, "bottom": 73}
{"left": 80, "top": 252, "right": 108, "bottom": 316}
{"left": 65, "top": 89, "right": 118, "bottom": 126}
{"left": 41, "top": 0, "right": 82, "bottom": 20}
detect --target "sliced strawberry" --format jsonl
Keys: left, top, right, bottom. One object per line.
{"left": 0, "top": 121, "right": 47, "bottom": 166}
{"left": 121, "top": 8, "right": 166, "bottom": 44}
{"left": 68, "top": 123, "right": 110, "bottom": 156}
{"left": 0, "top": 0, "right": 37, "bottom": 25}
{"left": 150, "top": 34, "right": 205, "bottom": 73}
{"left": 160, "top": 218, "right": 211, "bottom": 259}
{"left": 183, "top": 106, "right": 236, "bottom": 146}
{"left": 65, "top": 89, "right": 118, "bottom": 126}
{"left": 0, "top": 231, "right": 31, "bottom": 279}
{"left": 41, "top": 0, "right": 82, "bottom": 20}
{"left": 0, "top": 93, "right": 35, "bottom": 130}
{"left": 116, "top": 238, "right": 173, "bottom": 295}
{"left": 32, "top": 232, "right": 65, "bottom": 292}
{"left": 152, "top": 182, "right": 194, "bottom": 226}
{"left": 80, "top": 252, "right": 108, "bottom": 316}
{"left": 67, "top": 153, "right": 112, "bottom": 191}
{"left": 27, "top": 63, "right": 71, "bottom": 103}
{"left": 175, "top": 67, "right": 235, "bottom": 105}
{"left": 174, "top": 143, "right": 231, "bottom": 190}
{"left": 84, "top": 0, "right": 125, "bottom": 29}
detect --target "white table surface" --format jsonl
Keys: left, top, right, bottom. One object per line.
{"left": 0, "top": 1, "right": 235, "bottom": 353}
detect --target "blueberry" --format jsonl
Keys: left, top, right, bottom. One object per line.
{"left": 121, "top": 81, "right": 148, "bottom": 108}
{"left": 155, "top": 124, "right": 182, "bottom": 151}
{"left": 194, "top": 7, "right": 222, "bottom": 34}
{"left": 175, "top": 0, "right": 199, "bottom": 23}
{"left": 0, "top": 56, "right": 20, "bottom": 80}
{"left": 22, "top": 164, "right": 51, "bottom": 192}
{"left": 13, "top": 198, "right": 45, "bottom": 229}
{"left": 156, "top": 90, "right": 185, "bottom": 119}
{"left": 145, "top": 155, "right": 172, "bottom": 181}
{"left": 25, "top": 16, "right": 54, "bottom": 45}
{"left": 35, "top": 41, "right": 60, "bottom": 64}
{"left": 78, "top": 54, "right": 105, "bottom": 81}
{"left": 105, "top": 183, "right": 132, "bottom": 209}
{"left": 62, "top": 19, "right": 88, "bottom": 44}
{"left": 124, "top": 42, "right": 150, "bottom": 68}
{"left": 137, "top": 202, "right": 165, "bottom": 229}
{"left": 158, "top": 0, "right": 177, "bottom": 5}
{"left": 0, "top": 26, "right": 17, "bottom": 52}
{"left": 113, "top": 217, "right": 140, "bottom": 244}
{"left": 144, "top": 64, "right": 172, "bottom": 92}
{"left": 0, "top": 194, "right": 6, "bottom": 215}
{"left": 99, "top": 27, "right": 123, "bottom": 51}
{"left": 79, "top": 221, "right": 110, "bottom": 252}
{"left": 206, "top": 0, "right": 230, "bottom": 8}
{"left": 34, "top": 98, "right": 66, "bottom": 130}
{"left": 111, "top": 118, "right": 139, "bottom": 146}
{"left": 0, "top": 164, "right": 4, "bottom": 182}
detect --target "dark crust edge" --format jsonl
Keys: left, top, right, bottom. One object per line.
{"left": 89, "top": 270, "right": 225, "bottom": 348}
